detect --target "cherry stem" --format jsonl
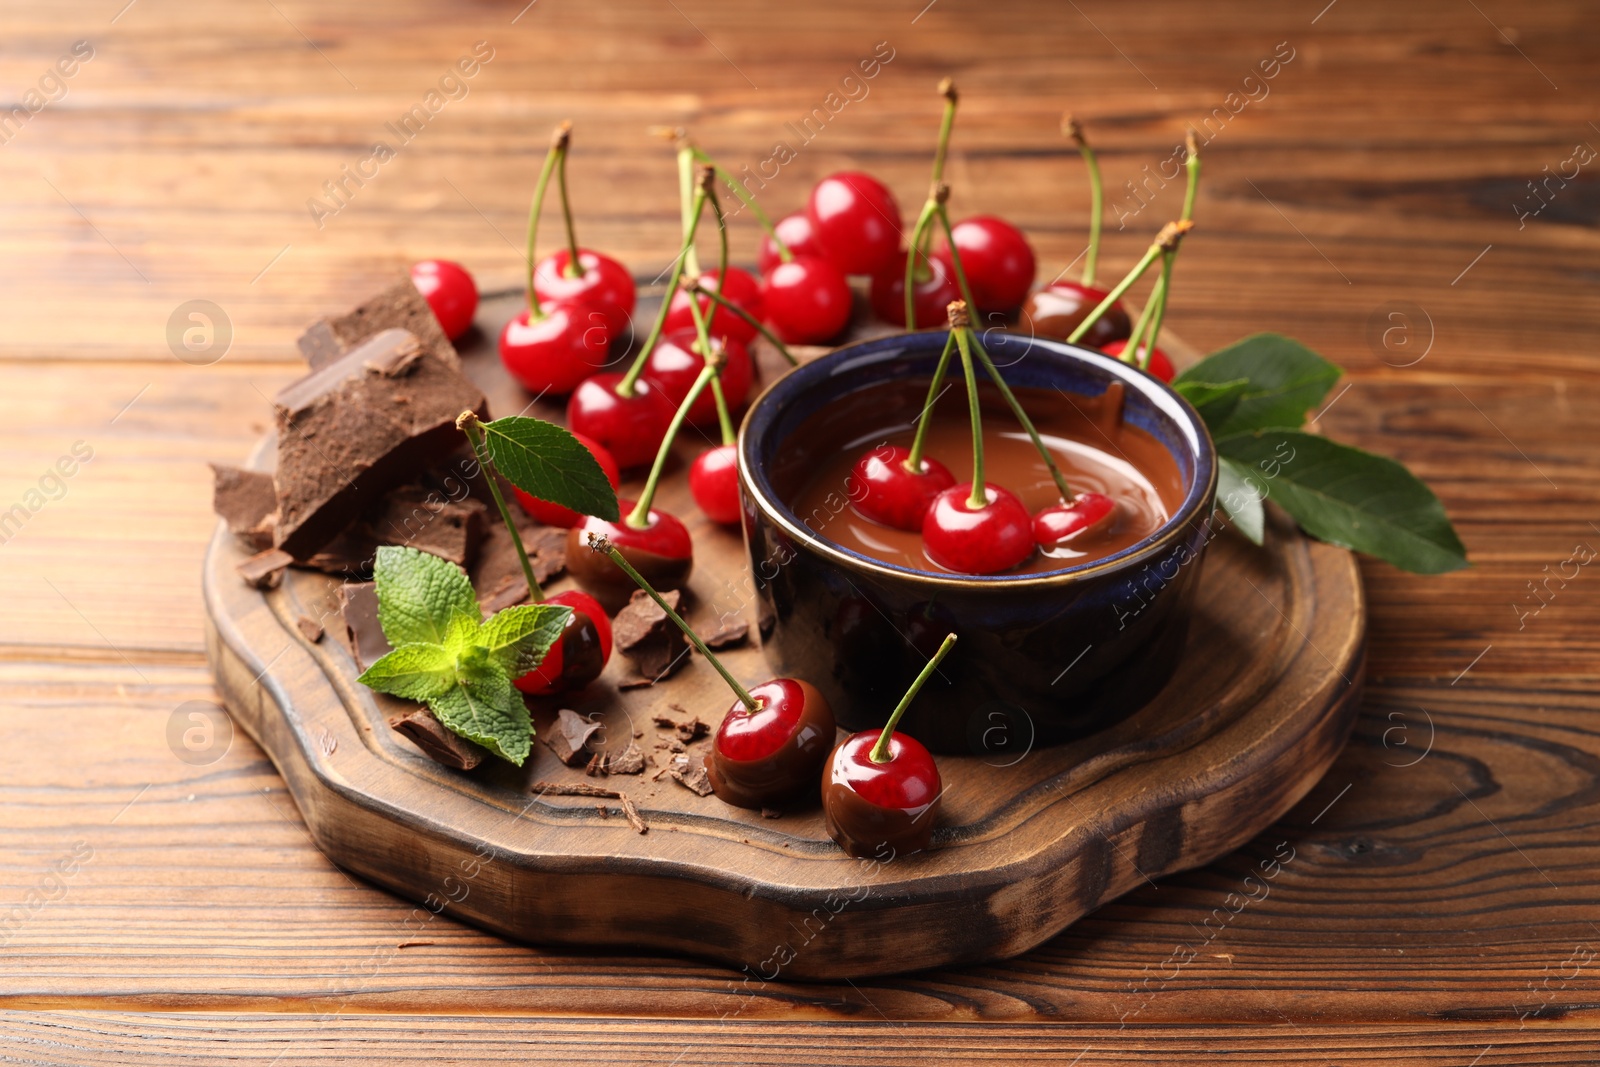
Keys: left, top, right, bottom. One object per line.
{"left": 1066, "top": 115, "right": 1103, "bottom": 288}
{"left": 1121, "top": 269, "right": 1161, "bottom": 368}
{"left": 522, "top": 123, "right": 569, "bottom": 319}
{"left": 1139, "top": 134, "right": 1198, "bottom": 372}
{"left": 591, "top": 534, "right": 758, "bottom": 711}
{"left": 690, "top": 147, "right": 791, "bottom": 262}
{"left": 555, "top": 134, "right": 586, "bottom": 279}
{"left": 870, "top": 632, "right": 957, "bottom": 764}
{"left": 682, "top": 269, "right": 738, "bottom": 448}
{"left": 617, "top": 181, "right": 709, "bottom": 397}
{"left": 677, "top": 142, "right": 701, "bottom": 278}
{"left": 904, "top": 330, "right": 958, "bottom": 473}
{"left": 456, "top": 412, "right": 543, "bottom": 604}
{"left": 903, "top": 195, "right": 941, "bottom": 330}
{"left": 1181, "top": 129, "right": 1201, "bottom": 225}
{"left": 1065, "top": 221, "right": 1190, "bottom": 345}
{"left": 951, "top": 312, "right": 987, "bottom": 510}
{"left": 936, "top": 204, "right": 980, "bottom": 316}
{"left": 688, "top": 280, "right": 797, "bottom": 366}
{"left": 625, "top": 357, "right": 722, "bottom": 530}
{"left": 966, "top": 330, "right": 1076, "bottom": 501}
{"left": 711, "top": 377, "right": 736, "bottom": 447}
{"left": 930, "top": 79, "right": 958, "bottom": 187}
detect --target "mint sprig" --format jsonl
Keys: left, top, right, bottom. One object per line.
{"left": 357, "top": 545, "right": 571, "bottom": 765}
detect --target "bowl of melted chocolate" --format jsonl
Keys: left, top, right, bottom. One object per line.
{"left": 738, "top": 330, "right": 1218, "bottom": 753}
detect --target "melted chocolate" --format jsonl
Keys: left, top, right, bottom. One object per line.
{"left": 705, "top": 680, "right": 836, "bottom": 810}
{"left": 1020, "top": 287, "right": 1132, "bottom": 350}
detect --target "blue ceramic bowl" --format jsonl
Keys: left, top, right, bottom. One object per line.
{"left": 736, "top": 329, "right": 1218, "bottom": 756}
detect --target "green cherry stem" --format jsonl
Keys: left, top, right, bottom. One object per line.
{"left": 689, "top": 146, "right": 790, "bottom": 261}
{"left": 616, "top": 170, "right": 711, "bottom": 398}
{"left": 936, "top": 202, "right": 980, "bottom": 316}
{"left": 1140, "top": 133, "right": 1199, "bottom": 370}
{"left": 1066, "top": 220, "right": 1192, "bottom": 345}
{"left": 521, "top": 122, "right": 569, "bottom": 318}
{"left": 965, "top": 330, "right": 1075, "bottom": 501}
{"left": 1120, "top": 271, "right": 1162, "bottom": 368}
{"left": 950, "top": 305, "right": 987, "bottom": 510}
{"left": 590, "top": 533, "right": 759, "bottom": 711}
{"left": 870, "top": 632, "right": 957, "bottom": 764}
{"left": 624, "top": 353, "right": 723, "bottom": 530}
{"left": 902, "top": 186, "right": 944, "bottom": 330}
{"left": 930, "top": 78, "right": 958, "bottom": 186}
{"left": 676, "top": 138, "right": 701, "bottom": 278}
{"left": 711, "top": 377, "right": 736, "bottom": 447}
{"left": 1065, "top": 115, "right": 1103, "bottom": 288}
{"left": 687, "top": 280, "right": 797, "bottom": 366}
{"left": 456, "top": 411, "right": 543, "bottom": 604}
{"left": 555, "top": 126, "right": 586, "bottom": 279}
{"left": 1180, "top": 128, "right": 1201, "bottom": 225}
{"left": 904, "top": 330, "right": 958, "bottom": 474}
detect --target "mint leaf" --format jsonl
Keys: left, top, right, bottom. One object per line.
{"left": 1217, "top": 430, "right": 1467, "bottom": 574}
{"left": 429, "top": 663, "right": 532, "bottom": 765}
{"left": 480, "top": 603, "right": 572, "bottom": 676}
{"left": 358, "top": 643, "right": 456, "bottom": 700}
{"left": 373, "top": 545, "right": 480, "bottom": 646}
{"left": 1215, "top": 456, "right": 1266, "bottom": 545}
{"left": 481, "top": 416, "right": 620, "bottom": 522}
{"left": 1176, "top": 334, "right": 1341, "bottom": 438}
{"left": 1174, "top": 378, "right": 1250, "bottom": 434}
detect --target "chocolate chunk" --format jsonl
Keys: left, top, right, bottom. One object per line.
{"left": 584, "top": 752, "right": 605, "bottom": 777}
{"left": 606, "top": 741, "right": 646, "bottom": 775}
{"left": 389, "top": 707, "right": 486, "bottom": 770}
{"left": 337, "top": 581, "right": 391, "bottom": 671}
{"left": 272, "top": 329, "right": 487, "bottom": 560}
{"left": 670, "top": 765, "right": 715, "bottom": 797}
{"left": 652, "top": 710, "right": 710, "bottom": 744}
{"left": 300, "top": 519, "right": 380, "bottom": 575}
{"left": 699, "top": 615, "right": 750, "bottom": 650}
{"left": 298, "top": 277, "right": 458, "bottom": 371}
{"left": 372, "top": 485, "right": 487, "bottom": 566}
{"left": 471, "top": 517, "right": 567, "bottom": 610}
{"left": 543, "top": 708, "right": 601, "bottom": 766}
{"left": 614, "top": 588, "right": 688, "bottom": 683}
{"left": 677, "top": 718, "right": 711, "bottom": 744}
{"left": 210, "top": 464, "right": 278, "bottom": 550}
{"left": 237, "top": 547, "right": 292, "bottom": 589}
{"left": 296, "top": 616, "right": 324, "bottom": 643}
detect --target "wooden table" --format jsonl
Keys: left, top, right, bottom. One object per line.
{"left": 2, "top": 0, "right": 1597, "bottom": 1061}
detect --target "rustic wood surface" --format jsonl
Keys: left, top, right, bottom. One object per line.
{"left": 1, "top": 0, "right": 1597, "bottom": 1060}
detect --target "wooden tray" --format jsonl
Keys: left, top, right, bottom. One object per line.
{"left": 203, "top": 287, "right": 1365, "bottom": 980}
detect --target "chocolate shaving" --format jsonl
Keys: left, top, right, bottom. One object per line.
{"left": 614, "top": 588, "right": 688, "bottom": 683}
{"left": 542, "top": 708, "right": 602, "bottom": 766}
{"left": 670, "top": 765, "right": 715, "bottom": 797}
{"left": 528, "top": 780, "right": 647, "bottom": 833}
{"left": 584, "top": 752, "right": 605, "bottom": 777}
{"left": 237, "top": 547, "right": 292, "bottom": 589}
{"left": 296, "top": 616, "right": 324, "bottom": 643}
{"left": 389, "top": 708, "right": 486, "bottom": 770}
{"left": 210, "top": 464, "right": 278, "bottom": 550}
{"left": 297, "top": 277, "right": 459, "bottom": 371}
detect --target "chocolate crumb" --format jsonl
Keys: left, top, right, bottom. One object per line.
{"left": 543, "top": 708, "right": 602, "bottom": 766}
{"left": 584, "top": 751, "right": 606, "bottom": 777}
{"left": 296, "top": 616, "right": 324, "bottom": 643}
{"left": 617, "top": 791, "right": 647, "bottom": 834}
{"left": 596, "top": 803, "right": 610, "bottom": 818}
{"left": 677, "top": 718, "right": 711, "bottom": 744}
{"left": 396, "top": 940, "right": 435, "bottom": 949}
{"left": 389, "top": 708, "right": 486, "bottom": 770}
{"left": 670, "top": 765, "right": 715, "bottom": 797}
{"left": 614, "top": 588, "right": 688, "bottom": 682}
{"left": 699, "top": 615, "right": 750, "bottom": 650}
{"left": 528, "top": 780, "right": 647, "bottom": 834}
{"left": 606, "top": 741, "right": 646, "bottom": 775}
{"left": 237, "top": 547, "right": 292, "bottom": 589}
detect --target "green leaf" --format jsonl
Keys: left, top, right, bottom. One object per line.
{"left": 428, "top": 663, "right": 532, "bottom": 766}
{"left": 1176, "top": 333, "right": 1342, "bottom": 437}
{"left": 481, "top": 416, "right": 620, "bottom": 522}
{"left": 480, "top": 603, "right": 572, "bottom": 676}
{"left": 1174, "top": 378, "right": 1251, "bottom": 434}
{"left": 1215, "top": 457, "right": 1266, "bottom": 546}
{"left": 1217, "top": 430, "right": 1468, "bottom": 574}
{"left": 357, "top": 643, "right": 456, "bottom": 700}
{"left": 373, "top": 545, "right": 481, "bottom": 647}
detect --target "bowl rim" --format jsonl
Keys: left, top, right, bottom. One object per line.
{"left": 737, "top": 328, "right": 1219, "bottom": 588}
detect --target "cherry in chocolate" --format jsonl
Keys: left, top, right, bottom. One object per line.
{"left": 851, "top": 445, "right": 955, "bottom": 532}
{"left": 514, "top": 589, "right": 611, "bottom": 695}
{"left": 823, "top": 632, "right": 954, "bottom": 858}
{"left": 1033, "top": 491, "right": 1117, "bottom": 550}
{"left": 1021, "top": 281, "right": 1131, "bottom": 349}
{"left": 568, "top": 504, "right": 693, "bottom": 611}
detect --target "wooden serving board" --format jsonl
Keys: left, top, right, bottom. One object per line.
{"left": 202, "top": 287, "right": 1365, "bottom": 980}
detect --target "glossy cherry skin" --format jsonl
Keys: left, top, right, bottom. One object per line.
{"left": 663, "top": 267, "right": 763, "bottom": 345}
{"left": 760, "top": 255, "right": 853, "bottom": 345}
{"left": 641, "top": 331, "right": 753, "bottom": 428}
{"left": 512, "top": 431, "right": 620, "bottom": 528}
{"left": 869, "top": 250, "right": 961, "bottom": 328}
{"left": 689, "top": 445, "right": 741, "bottom": 525}
{"left": 514, "top": 590, "right": 613, "bottom": 695}
{"left": 410, "top": 259, "right": 478, "bottom": 340}
{"left": 1020, "top": 281, "right": 1132, "bottom": 350}
{"left": 1033, "top": 491, "right": 1118, "bottom": 549}
{"left": 1101, "top": 338, "right": 1175, "bottom": 383}
{"left": 534, "top": 248, "right": 637, "bottom": 340}
{"left": 707, "top": 678, "right": 836, "bottom": 810}
{"left": 934, "top": 216, "right": 1036, "bottom": 313}
{"left": 758, "top": 211, "right": 827, "bottom": 273}
{"left": 499, "top": 303, "right": 611, "bottom": 395}
{"left": 807, "top": 171, "right": 902, "bottom": 276}
{"left": 822, "top": 730, "right": 942, "bottom": 858}
{"left": 922, "top": 483, "right": 1035, "bottom": 575}
{"left": 850, "top": 445, "right": 956, "bottom": 531}
{"left": 565, "top": 503, "right": 694, "bottom": 611}
{"left": 565, "top": 373, "right": 674, "bottom": 469}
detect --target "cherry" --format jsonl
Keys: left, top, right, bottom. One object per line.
{"left": 1033, "top": 491, "right": 1118, "bottom": 550}
{"left": 642, "top": 331, "right": 753, "bottom": 428}
{"left": 565, "top": 372, "right": 673, "bottom": 469}
{"left": 869, "top": 250, "right": 960, "bottom": 329}
{"left": 708, "top": 677, "right": 836, "bottom": 809}
{"left": 757, "top": 211, "right": 825, "bottom": 273}
{"left": 1102, "top": 338, "right": 1175, "bottom": 382}
{"left": 410, "top": 259, "right": 478, "bottom": 340}
{"left": 923, "top": 483, "right": 1034, "bottom": 574}
{"left": 823, "top": 632, "right": 954, "bottom": 858}
{"left": 512, "top": 431, "right": 620, "bottom": 528}
{"left": 689, "top": 444, "right": 741, "bottom": 525}
{"left": 807, "top": 171, "right": 902, "bottom": 276}
{"left": 499, "top": 303, "right": 611, "bottom": 395}
{"left": 761, "top": 255, "right": 852, "bottom": 345}
{"left": 664, "top": 267, "right": 762, "bottom": 345}
{"left": 1020, "top": 281, "right": 1132, "bottom": 349}
{"left": 567, "top": 504, "right": 693, "bottom": 610}
{"left": 514, "top": 589, "right": 613, "bottom": 695}
{"left": 534, "top": 248, "right": 636, "bottom": 340}
{"left": 850, "top": 445, "right": 955, "bottom": 531}
{"left": 934, "top": 217, "right": 1035, "bottom": 314}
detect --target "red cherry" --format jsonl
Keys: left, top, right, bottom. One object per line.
{"left": 410, "top": 259, "right": 478, "bottom": 340}
{"left": 512, "top": 431, "right": 620, "bottom": 528}
{"left": 807, "top": 171, "right": 902, "bottom": 276}
{"left": 707, "top": 677, "right": 836, "bottom": 809}
{"left": 761, "top": 255, "right": 852, "bottom": 345}
{"left": 689, "top": 444, "right": 741, "bottom": 525}
{"left": 922, "top": 483, "right": 1035, "bottom": 575}
{"left": 1102, "top": 338, "right": 1175, "bottom": 383}
{"left": 566, "top": 503, "right": 694, "bottom": 608}
{"left": 1020, "top": 281, "right": 1132, "bottom": 349}
{"left": 850, "top": 445, "right": 955, "bottom": 531}
{"left": 869, "top": 250, "right": 961, "bottom": 328}
{"left": 663, "top": 267, "right": 763, "bottom": 344}
{"left": 534, "top": 248, "right": 636, "bottom": 339}
{"left": 1033, "top": 491, "right": 1118, "bottom": 549}
{"left": 641, "top": 331, "right": 753, "bottom": 428}
{"left": 933, "top": 216, "right": 1035, "bottom": 313}
{"left": 514, "top": 589, "right": 613, "bottom": 695}
{"left": 565, "top": 373, "right": 674, "bottom": 469}
{"left": 823, "top": 730, "right": 942, "bottom": 856}
{"left": 498, "top": 303, "right": 611, "bottom": 395}
{"left": 758, "top": 212, "right": 826, "bottom": 273}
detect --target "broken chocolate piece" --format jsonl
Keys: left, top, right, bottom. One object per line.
{"left": 614, "top": 588, "right": 688, "bottom": 682}
{"left": 337, "top": 581, "right": 391, "bottom": 671}
{"left": 373, "top": 486, "right": 487, "bottom": 567}
{"left": 529, "top": 780, "right": 647, "bottom": 834}
{"left": 542, "top": 708, "right": 601, "bottom": 766}
{"left": 606, "top": 742, "right": 646, "bottom": 775}
{"left": 471, "top": 518, "right": 567, "bottom": 610}
{"left": 296, "top": 615, "right": 324, "bottom": 643}
{"left": 584, "top": 751, "right": 605, "bottom": 777}
{"left": 298, "top": 277, "right": 458, "bottom": 371}
{"left": 389, "top": 707, "right": 486, "bottom": 770}
{"left": 699, "top": 615, "right": 750, "bottom": 651}
{"left": 670, "top": 765, "right": 715, "bottom": 797}
{"left": 210, "top": 464, "right": 278, "bottom": 550}
{"left": 237, "top": 547, "right": 292, "bottom": 589}
{"left": 272, "top": 329, "right": 487, "bottom": 560}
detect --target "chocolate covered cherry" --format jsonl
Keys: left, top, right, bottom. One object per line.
{"left": 1033, "top": 491, "right": 1117, "bottom": 550}
{"left": 708, "top": 678, "right": 836, "bottom": 810}
{"left": 1020, "top": 281, "right": 1131, "bottom": 349}
{"left": 568, "top": 503, "right": 692, "bottom": 611}
{"left": 514, "top": 589, "right": 612, "bottom": 695}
